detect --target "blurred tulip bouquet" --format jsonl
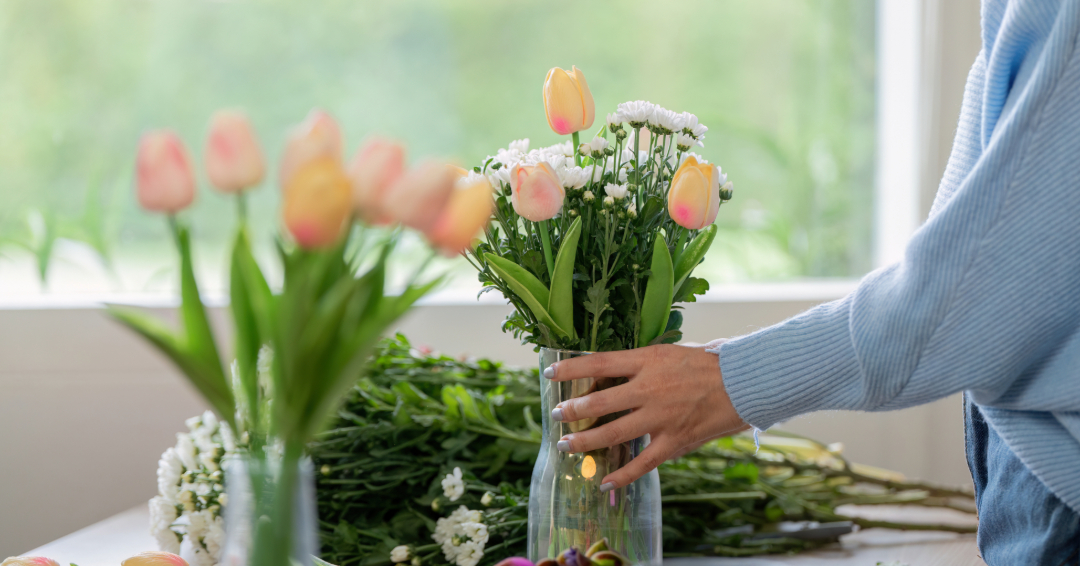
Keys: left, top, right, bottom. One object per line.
{"left": 467, "top": 66, "right": 734, "bottom": 352}
{"left": 110, "top": 109, "right": 491, "bottom": 565}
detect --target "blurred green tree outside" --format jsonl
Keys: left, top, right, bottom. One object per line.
{"left": 0, "top": 0, "right": 874, "bottom": 295}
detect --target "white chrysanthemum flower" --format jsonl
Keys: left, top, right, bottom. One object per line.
{"left": 617, "top": 168, "right": 628, "bottom": 183}
{"left": 617, "top": 100, "right": 656, "bottom": 126}
{"left": 583, "top": 190, "right": 595, "bottom": 202}
{"left": 676, "top": 132, "right": 700, "bottom": 151}
{"left": 547, "top": 140, "right": 575, "bottom": 157}
{"left": 606, "top": 112, "right": 623, "bottom": 127}
{"left": 508, "top": 138, "right": 530, "bottom": 154}
{"left": 620, "top": 148, "right": 637, "bottom": 164}
{"left": 680, "top": 111, "right": 708, "bottom": 139}
{"left": 627, "top": 201, "right": 639, "bottom": 218}
{"left": 602, "top": 196, "right": 615, "bottom": 207}
{"left": 679, "top": 152, "right": 710, "bottom": 166}
{"left": 203, "top": 514, "right": 226, "bottom": 558}
{"left": 149, "top": 495, "right": 179, "bottom": 553}
{"left": 176, "top": 433, "right": 198, "bottom": 471}
{"left": 190, "top": 547, "right": 214, "bottom": 566}
{"left": 480, "top": 492, "right": 494, "bottom": 507}
{"left": 156, "top": 448, "right": 183, "bottom": 500}
{"left": 604, "top": 183, "right": 629, "bottom": 199}
{"left": 456, "top": 540, "right": 484, "bottom": 566}
{"left": 442, "top": 467, "right": 465, "bottom": 501}
{"left": 462, "top": 521, "right": 489, "bottom": 544}
{"left": 586, "top": 136, "right": 609, "bottom": 155}
{"left": 391, "top": 545, "right": 412, "bottom": 562}
{"left": 648, "top": 106, "right": 681, "bottom": 133}
{"left": 558, "top": 166, "right": 590, "bottom": 190}
{"left": 458, "top": 170, "right": 489, "bottom": 188}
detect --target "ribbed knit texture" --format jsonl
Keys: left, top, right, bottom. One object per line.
{"left": 718, "top": 0, "right": 1080, "bottom": 513}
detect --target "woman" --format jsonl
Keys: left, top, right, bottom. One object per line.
{"left": 544, "top": 1, "right": 1080, "bottom": 563}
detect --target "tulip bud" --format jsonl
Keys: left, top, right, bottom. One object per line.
{"left": 120, "top": 552, "right": 189, "bottom": 566}
{"left": 494, "top": 559, "right": 536, "bottom": 566}
{"left": 283, "top": 157, "right": 352, "bottom": 249}
{"left": 135, "top": 131, "right": 196, "bottom": 214}
{"left": 426, "top": 175, "right": 494, "bottom": 256}
{"left": 1, "top": 558, "right": 61, "bottom": 566}
{"left": 667, "top": 155, "right": 720, "bottom": 230}
{"left": 510, "top": 162, "right": 565, "bottom": 221}
{"left": 279, "top": 109, "right": 343, "bottom": 189}
{"left": 382, "top": 161, "right": 457, "bottom": 233}
{"left": 543, "top": 66, "right": 595, "bottom": 136}
{"left": 204, "top": 110, "right": 266, "bottom": 193}
{"left": 348, "top": 137, "right": 406, "bottom": 224}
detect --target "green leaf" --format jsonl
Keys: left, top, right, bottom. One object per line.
{"left": 484, "top": 253, "right": 569, "bottom": 338}
{"left": 229, "top": 226, "right": 272, "bottom": 432}
{"left": 174, "top": 223, "right": 235, "bottom": 427}
{"left": 637, "top": 234, "right": 674, "bottom": 348}
{"left": 673, "top": 225, "right": 716, "bottom": 292}
{"left": 582, "top": 279, "right": 609, "bottom": 317}
{"left": 546, "top": 217, "right": 582, "bottom": 341}
{"left": 672, "top": 276, "right": 710, "bottom": 304}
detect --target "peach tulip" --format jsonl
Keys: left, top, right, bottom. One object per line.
{"left": 667, "top": 155, "right": 721, "bottom": 230}
{"left": 279, "top": 109, "right": 343, "bottom": 188}
{"left": 381, "top": 161, "right": 458, "bottom": 233}
{"left": 283, "top": 157, "right": 352, "bottom": 249}
{"left": 543, "top": 66, "right": 595, "bottom": 136}
{"left": 204, "top": 110, "right": 266, "bottom": 193}
{"left": 1, "top": 558, "right": 61, "bottom": 566}
{"left": 426, "top": 175, "right": 495, "bottom": 255}
{"left": 120, "top": 552, "right": 189, "bottom": 566}
{"left": 136, "top": 130, "right": 196, "bottom": 214}
{"left": 510, "top": 162, "right": 564, "bottom": 221}
{"left": 348, "top": 137, "right": 406, "bottom": 224}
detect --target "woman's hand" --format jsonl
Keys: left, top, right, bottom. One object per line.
{"left": 545, "top": 343, "right": 748, "bottom": 491}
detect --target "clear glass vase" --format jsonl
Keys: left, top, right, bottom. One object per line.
{"left": 218, "top": 453, "right": 319, "bottom": 566}
{"left": 528, "top": 348, "right": 662, "bottom": 565}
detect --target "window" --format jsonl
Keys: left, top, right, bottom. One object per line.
{"left": 0, "top": 0, "right": 876, "bottom": 298}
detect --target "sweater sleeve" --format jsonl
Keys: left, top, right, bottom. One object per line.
{"left": 719, "top": 15, "right": 1080, "bottom": 430}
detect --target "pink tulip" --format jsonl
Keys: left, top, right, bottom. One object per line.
{"left": 120, "top": 552, "right": 189, "bottom": 566}
{"left": 382, "top": 161, "right": 458, "bottom": 233}
{"left": 278, "top": 109, "right": 343, "bottom": 188}
{"left": 426, "top": 175, "right": 495, "bottom": 255}
{"left": 1, "top": 558, "right": 61, "bottom": 566}
{"left": 283, "top": 157, "right": 353, "bottom": 249}
{"left": 667, "top": 155, "right": 720, "bottom": 230}
{"left": 494, "top": 559, "right": 535, "bottom": 566}
{"left": 543, "top": 66, "right": 595, "bottom": 136}
{"left": 135, "top": 130, "right": 196, "bottom": 214}
{"left": 204, "top": 110, "right": 266, "bottom": 193}
{"left": 510, "top": 162, "right": 565, "bottom": 221}
{"left": 348, "top": 137, "right": 407, "bottom": 224}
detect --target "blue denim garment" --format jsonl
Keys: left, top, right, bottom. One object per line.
{"left": 966, "top": 394, "right": 1079, "bottom": 565}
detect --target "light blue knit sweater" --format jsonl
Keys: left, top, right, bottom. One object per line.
{"left": 719, "top": 0, "right": 1080, "bottom": 513}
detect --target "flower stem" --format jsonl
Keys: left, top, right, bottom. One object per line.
{"left": 538, "top": 220, "right": 555, "bottom": 279}
{"left": 572, "top": 131, "right": 581, "bottom": 167}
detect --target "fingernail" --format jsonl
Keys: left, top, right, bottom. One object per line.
{"left": 543, "top": 364, "right": 557, "bottom": 379}
{"left": 599, "top": 482, "right": 616, "bottom": 493}
{"left": 551, "top": 408, "right": 564, "bottom": 422}
{"left": 557, "top": 439, "right": 572, "bottom": 452}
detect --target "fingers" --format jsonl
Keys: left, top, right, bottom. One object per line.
{"left": 558, "top": 412, "right": 651, "bottom": 454}
{"left": 553, "top": 385, "right": 639, "bottom": 423}
{"left": 544, "top": 348, "right": 647, "bottom": 382}
{"left": 598, "top": 438, "right": 674, "bottom": 492}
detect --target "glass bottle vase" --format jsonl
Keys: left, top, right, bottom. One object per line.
{"left": 218, "top": 453, "right": 319, "bottom": 566}
{"left": 528, "top": 348, "right": 662, "bottom": 565}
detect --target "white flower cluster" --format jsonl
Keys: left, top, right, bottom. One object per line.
{"left": 432, "top": 506, "right": 488, "bottom": 566}
{"left": 483, "top": 138, "right": 627, "bottom": 191}
{"left": 150, "top": 411, "right": 235, "bottom": 566}
{"left": 609, "top": 101, "right": 708, "bottom": 147}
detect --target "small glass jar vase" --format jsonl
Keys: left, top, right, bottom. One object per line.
{"left": 528, "top": 348, "right": 662, "bottom": 565}
{"left": 218, "top": 453, "right": 319, "bottom": 566}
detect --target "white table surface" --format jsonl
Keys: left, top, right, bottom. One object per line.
{"left": 25, "top": 505, "right": 985, "bottom": 566}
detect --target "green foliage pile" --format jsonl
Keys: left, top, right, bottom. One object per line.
{"left": 311, "top": 335, "right": 976, "bottom": 565}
